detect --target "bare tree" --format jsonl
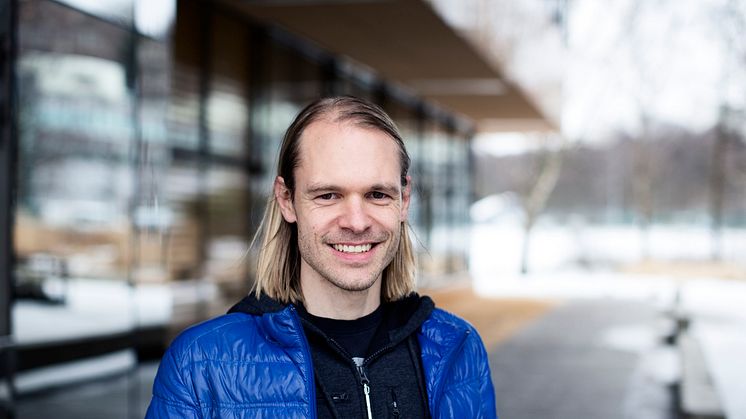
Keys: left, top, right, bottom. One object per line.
{"left": 709, "top": 111, "right": 728, "bottom": 260}
{"left": 619, "top": 0, "right": 679, "bottom": 260}
{"left": 631, "top": 115, "right": 656, "bottom": 260}
{"left": 519, "top": 133, "right": 565, "bottom": 274}
{"left": 710, "top": 0, "right": 746, "bottom": 260}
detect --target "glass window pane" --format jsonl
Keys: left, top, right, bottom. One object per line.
{"left": 204, "top": 167, "right": 252, "bottom": 310}
{"left": 253, "top": 40, "right": 324, "bottom": 198}
{"left": 14, "top": 0, "right": 138, "bottom": 405}
{"left": 207, "top": 12, "right": 251, "bottom": 157}
{"left": 168, "top": 0, "right": 201, "bottom": 150}
{"left": 53, "top": 0, "right": 133, "bottom": 28}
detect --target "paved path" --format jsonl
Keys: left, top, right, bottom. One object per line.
{"left": 489, "top": 299, "right": 679, "bottom": 419}
{"left": 15, "top": 363, "right": 155, "bottom": 419}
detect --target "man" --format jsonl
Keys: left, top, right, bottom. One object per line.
{"left": 146, "top": 96, "right": 497, "bottom": 418}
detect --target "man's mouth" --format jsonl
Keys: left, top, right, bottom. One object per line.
{"left": 331, "top": 243, "right": 374, "bottom": 254}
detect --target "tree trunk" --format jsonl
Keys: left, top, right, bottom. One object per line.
{"left": 519, "top": 134, "right": 564, "bottom": 275}
{"left": 709, "top": 120, "right": 728, "bottom": 261}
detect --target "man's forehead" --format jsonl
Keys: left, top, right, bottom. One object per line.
{"left": 297, "top": 119, "right": 399, "bottom": 160}
{"left": 302, "top": 117, "right": 390, "bottom": 139}
{"left": 290, "top": 119, "right": 404, "bottom": 190}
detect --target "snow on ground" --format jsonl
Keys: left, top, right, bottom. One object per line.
{"left": 469, "top": 221, "right": 746, "bottom": 276}
{"left": 470, "top": 221, "right": 746, "bottom": 419}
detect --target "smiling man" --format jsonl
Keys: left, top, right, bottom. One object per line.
{"left": 146, "top": 97, "right": 497, "bottom": 418}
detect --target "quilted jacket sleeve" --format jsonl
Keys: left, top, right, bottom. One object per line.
{"left": 440, "top": 327, "right": 497, "bottom": 419}
{"left": 421, "top": 310, "right": 498, "bottom": 419}
{"left": 145, "top": 345, "right": 201, "bottom": 418}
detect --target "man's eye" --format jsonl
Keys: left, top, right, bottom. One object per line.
{"left": 370, "top": 191, "right": 389, "bottom": 200}
{"left": 317, "top": 193, "right": 336, "bottom": 200}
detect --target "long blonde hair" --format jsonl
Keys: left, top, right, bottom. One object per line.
{"left": 251, "top": 96, "right": 416, "bottom": 304}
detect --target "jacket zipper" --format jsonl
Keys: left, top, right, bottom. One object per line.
{"left": 390, "top": 388, "right": 401, "bottom": 417}
{"left": 353, "top": 357, "right": 373, "bottom": 419}
{"left": 325, "top": 326, "right": 410, "bottom": 419}
{"left": 352, "top": 337, "right": 410, "bottom": 419}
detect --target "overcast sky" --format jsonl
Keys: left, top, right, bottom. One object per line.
{"left": 563, "top": 0, "right": 745, "bottom": 140}
{"left": 476, "top": 0, "right": 746, "bottom": 155}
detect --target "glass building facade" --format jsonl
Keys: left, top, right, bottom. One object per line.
{"left": 1, "top": 0, "right": 474, "bottom": 416}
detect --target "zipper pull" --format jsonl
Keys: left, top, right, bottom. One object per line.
{"left": 362, "top": 382, "right": 372, "bottom": 419}
{"left": 391, "top": 389, "right": 400, "bottom": 417}
{"left": 353, "top": 358, "right": 373, "bottom": 419}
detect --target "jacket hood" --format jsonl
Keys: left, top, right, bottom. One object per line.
{"left": 384, "top": 293, "right": 435, "bottom": 343}
{"left": 227, "top": 292, "right": 286, "bottom": 315}
{"left": 227, "top": 292, "right": 435, "bottom": 340}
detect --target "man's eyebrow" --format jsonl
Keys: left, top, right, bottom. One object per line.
{"left": 304, "top": 183, "right": 340, "bottom": 194}
{"left": 303, "top": 183, "right": 401, "bottom": 194}
{"left": 370, "top": 183, "right": 401, "bottom": 195}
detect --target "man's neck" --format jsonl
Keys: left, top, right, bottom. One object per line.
{"left": 300, "top": 275, "right": 382, "bottom": 320}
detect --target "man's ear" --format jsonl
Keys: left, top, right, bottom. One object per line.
{"left": 400, "top": 175, "right": 412, "bottom": 222}
{"left": 274, "top": 176, "right": 297, "bottom": 223}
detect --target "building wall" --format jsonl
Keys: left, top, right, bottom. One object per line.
{"left": 4, "top": 0, "right": 474, "bottom": 405}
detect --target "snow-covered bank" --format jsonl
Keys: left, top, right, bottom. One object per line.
{"left": 469, "top": 221, "right": 746, "bottom": 276}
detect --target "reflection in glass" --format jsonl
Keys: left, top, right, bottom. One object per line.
{"left": 135, "top": 0, "right": 175, "bottom": 39}
{"left": 169, "top": 0, "right": 201, "bottom": 151}
{"left": 14, "top": 0, "right": 139, "bottom": 402}
{"left": 253, "top": 40, "right": 324, "bottom": 198}
{"left": 208, "top": 12, "right": 251, "bottom": 157}
{"left": 16, "top": 54, "right": 132, "bottom": 283}
{"left": 55, "top": 0, "right": 133, "bottom": 27}
{"left": 205, "top": 167, "right": 251, "bottom": 308}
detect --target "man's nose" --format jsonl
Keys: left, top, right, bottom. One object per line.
{"left": 338, "top": 197, "right": 371, "bottom": 233}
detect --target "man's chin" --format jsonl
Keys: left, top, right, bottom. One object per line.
{"left": 325, "top": 275, "right": 380, "bottom": 293}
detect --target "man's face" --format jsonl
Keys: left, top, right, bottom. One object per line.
{"left": 275, "top": 119, "right": 410, "bottom": 295}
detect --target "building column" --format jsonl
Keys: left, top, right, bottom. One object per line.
{"left": 0, "top": 0, "right": 18, "bottom": 415}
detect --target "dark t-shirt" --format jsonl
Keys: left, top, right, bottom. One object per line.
{"left": 298, "top": 304, "right": 384, "bottom": 358}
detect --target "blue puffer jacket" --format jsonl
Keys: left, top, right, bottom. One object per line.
{"left": 146, "top": 295, "right": 497, "bottom": 418}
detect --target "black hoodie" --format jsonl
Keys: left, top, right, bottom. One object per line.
{"left": 229, "top": 293, "right": 435, "bottom": 419}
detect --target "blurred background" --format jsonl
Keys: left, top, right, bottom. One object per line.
{"left": 0, "top": 0, "right": 744, "bottom": 418}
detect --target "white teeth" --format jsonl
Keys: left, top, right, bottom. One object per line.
{"left": 332, "top": 243, "right": 373, "bottom": 253}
